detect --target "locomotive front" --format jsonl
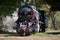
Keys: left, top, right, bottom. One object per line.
{"left": 15, "top": 5, "right": 35, "bottom": 36}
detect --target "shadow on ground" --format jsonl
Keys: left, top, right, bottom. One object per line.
{"left": 0, "top": 30, "right": 20, "bottom": 37}
{"left": 0, "top": 30, "right": 30, "bottom": 37}
{"left": 46, "top": 32, "right": 60, "bottom": 35}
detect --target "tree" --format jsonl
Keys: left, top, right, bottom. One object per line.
{"left": 44, "top": 0, "right": 60, "bottom": 30}
{"left": 44, "top": 0, "right": 60, "bottom": 11}
{"left": 30, "top": 0, "right": 59, "bottom": 30}
{"left": 0, "top": 0, "right": 23, "bottom": 29}
{"left": 0, "top": 0, "right": 16, "bottom": 16}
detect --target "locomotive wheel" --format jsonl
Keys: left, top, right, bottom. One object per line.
{"left": 32, "top": 29, "right": 36, "bottom": 34}
{"left": 17, "top": 29, "right": 31, "bottom": 36}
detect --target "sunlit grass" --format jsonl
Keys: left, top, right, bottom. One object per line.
{"left": 31, "top": 33, "right": 49, "bottom": 37}
{"left": 31, "top": 29, "right": 60, "bottom": 37}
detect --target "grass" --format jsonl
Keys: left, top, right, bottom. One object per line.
{"left": 0, "top": 30, "right": 60, "bottom": 37}
{"left": 31, "top": 32, "right": 60, "bottom": 37}
{"left": 31, "top": 29, "right": 60, "bottom": 37}
{"left": 31, "top": 33, "right": 49, "bottom": 37}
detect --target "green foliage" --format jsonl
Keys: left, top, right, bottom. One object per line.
{"left": 0, "top": 0, "right": 22, "bottom": 17}
{"left": 44, "top": 0, "right": 60, "bottom": 11}
{"left": 35, "top": 0, "right": 46, "bottom": 8}
{"left": 55, "top": 13, "right": 60, "bottom": 28}
{"left": 0, "top": 0, "right": 15, "bottom": 16}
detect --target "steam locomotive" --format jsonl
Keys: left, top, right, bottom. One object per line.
{"left": 14, "top": 5, "right": 46, "bottom": 36}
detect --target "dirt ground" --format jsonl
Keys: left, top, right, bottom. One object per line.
{"left": 0, "top": 34, "right": 60, "bottom": 40}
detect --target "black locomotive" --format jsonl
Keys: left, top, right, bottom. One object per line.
{"left": 14, "top": 5, "right": 46, "bottom": 36}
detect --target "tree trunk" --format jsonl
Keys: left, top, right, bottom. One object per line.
{"left": 50, "top": 11, "right": 58, "bottom": 30}
{"left": 0, "top": 16, "right": 3, "bottom": 30}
